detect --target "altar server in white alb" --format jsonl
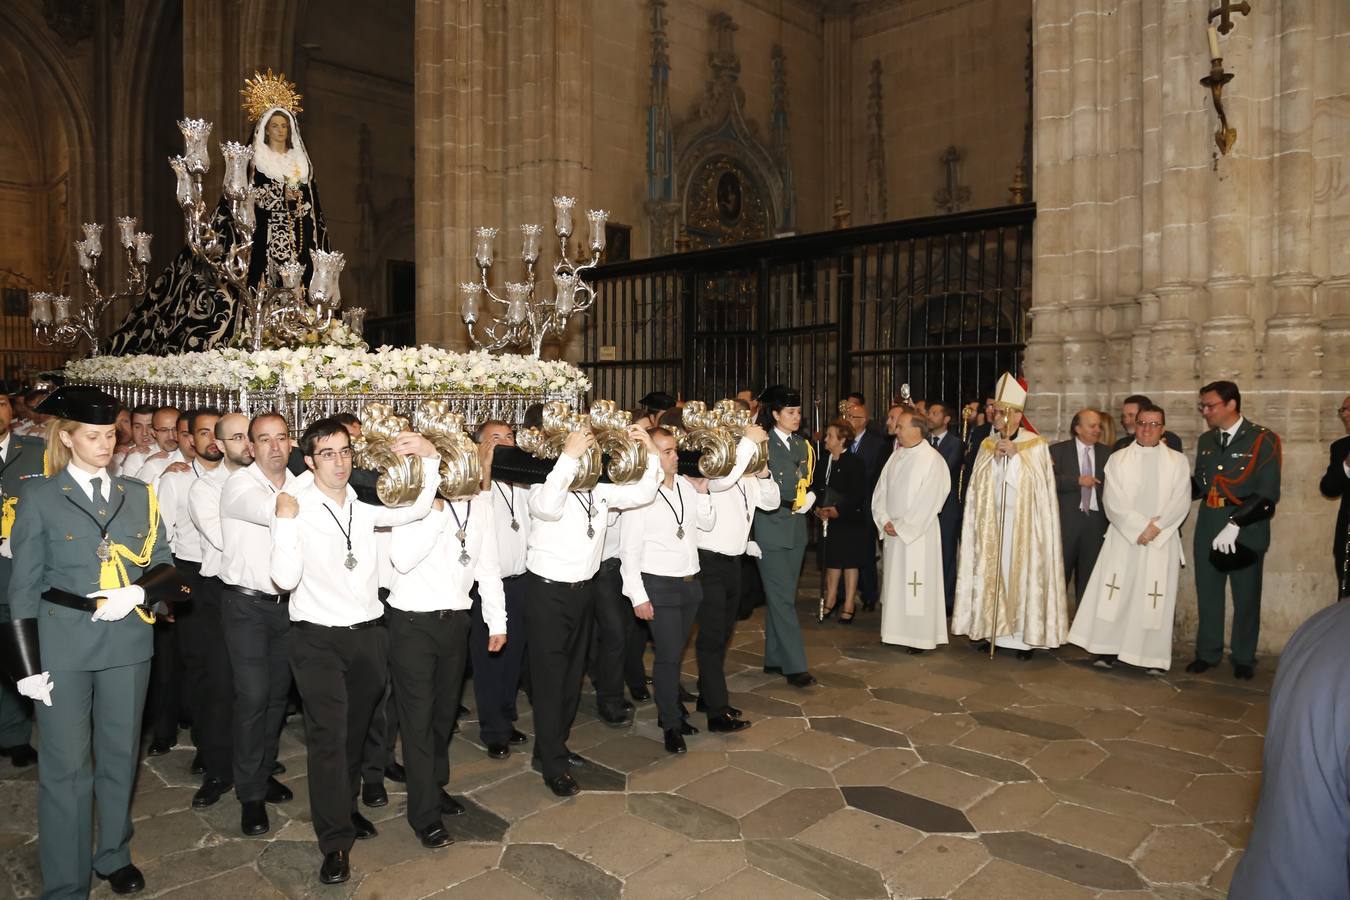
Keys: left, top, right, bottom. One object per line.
{"left": 1068, "top": 403, "right": 1190, "bottom": 672}
{"left": 951, "top": 373, "right": 1068, "bottom": 659}
{"left": 873, "top": 408, "right": 950, "bottom": 653}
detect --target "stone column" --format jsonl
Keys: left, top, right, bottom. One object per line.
{"left": 1105, "top": 0, "right": 1144, "bottom": 401}
{"left": 1317, "top": 3, "right": 1350, "bottom": 390}
{"left": 822, "top": 5, "right": 852, "bottom": 219}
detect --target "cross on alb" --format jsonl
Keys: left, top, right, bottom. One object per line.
{"left": 1148, "top": 580, "right": 1164, "bottom": 609}
{"left": 1104, "top": 574, "right": 1122, "bottom": 602}
{"left": 1208, "top": 0, "right": 1250, "bottom": 36}
{"left": 909, "top": 572, "right": 923, "bottom": 598}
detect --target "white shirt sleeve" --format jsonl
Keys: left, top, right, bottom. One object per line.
{"left": 619, "top": 505, "right": 651, "bottom": 608}
{"left": 269, "top": 516, "right": 303, "bottom": 591}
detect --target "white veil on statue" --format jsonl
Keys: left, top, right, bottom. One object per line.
{"left": 251, "top": 106, "right": 312, "bottom": 186}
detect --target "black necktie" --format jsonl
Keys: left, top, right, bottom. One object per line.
{"left": 1219, "top": 431, "right": 1229, "bottom": 450}
{"left": 90, "top": 476, "right": 103, "bottom": 504}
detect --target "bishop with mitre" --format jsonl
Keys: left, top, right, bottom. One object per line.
{"left": 951, "top": 374, "right": 1068, "bottom": 659}
{"left": 1068, "top": 402, "right": 1190, "bottom": 672}
{"left": 873, "top": 407, "right": 950, "bottom": 653}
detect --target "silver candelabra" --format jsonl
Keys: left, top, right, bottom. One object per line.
{"left": 172, "top": 118, "right": 349, "bottom": 351}
{"left": 29, "top": 221, "right": 152, "bottom": 356}
{"left": 459, "top": 196, "right": 605, "bottom": 358}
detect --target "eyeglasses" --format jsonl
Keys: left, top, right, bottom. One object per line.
{"left": 313, "top": 447, "right": 354, "bottom": 462}
{"left": 1197, "top": 401, "right": 1224, "bottom": 412}
{"left": 1136, "top": 421, "right": 1164, "bottom": 429}
{"left": 152, "top": 426, "right": 176, "bottom": 434}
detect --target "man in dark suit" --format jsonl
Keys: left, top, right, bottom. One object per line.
{"left": 1114, "top": 393, "right": 1183, "bottom": 453}
{"left": 1321, "top": 395, "right": 1350, "bottom": 601}
{"left": 960, "top": 395, "right": 997, "bottom": 504}
{"left": 925, "top": 401, "right": 964, "bottom": 613}
{"left": 841, "top": 402, "right": 890, "bottom": 610}
{"left": 1050, "top": 408, "right": 1112, "bottom": 602}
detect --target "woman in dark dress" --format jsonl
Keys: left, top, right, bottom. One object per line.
{"left": 813, "top": 419, "right": 871, "bottom": 624}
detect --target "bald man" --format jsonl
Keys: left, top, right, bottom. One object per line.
{"left": 1049, "top": 409, "right": 1112, "bottom": 601}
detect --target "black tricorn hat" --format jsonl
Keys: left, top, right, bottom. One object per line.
{"left": 638, "top": 391, "right": 677, "bottom": 412}
{"left": 758, "top": 384, "right": 802, "bottom": 409}
{"left": 37, "top": 385, "right": 118, "bottom": 425}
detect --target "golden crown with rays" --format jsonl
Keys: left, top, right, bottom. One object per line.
{"left": 240, "top": 68, "right": 304, "bottom": 122}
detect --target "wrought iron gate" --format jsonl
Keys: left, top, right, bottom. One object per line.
{"left": 580, "top": 204, "right": 1033, "bottom": 421}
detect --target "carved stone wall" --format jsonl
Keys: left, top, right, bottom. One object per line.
{"left": 1028, "top": 0, "right": 1349, "bottom": 653}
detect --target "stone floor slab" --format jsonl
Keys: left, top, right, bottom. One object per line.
{"left": 951, "top": 858, "right": 1097, "bottom": 900}
{"left": 739, "top": 787, "right": 845, "bottom": 838}
{"left": 729, "top": 749, "right": 834, "bottom": 787}
{"left": 917, "top": 744, "right": 1036, "bottom": 783}
{"left": 628, "top": 792, "right": 743, "bottom": 840}
{"left": 1030, "top": 802, "right": 1155, "bottom": 859}
{"left": 808, "top": 716, "right": 911, "bottom": 748}
{"left": 695, "top": 865, "right": 823, "bottom": 899}
{"left": 1135, "top": 825, "right": 1230, "bottom": 884}
{"left": 890, "top": 762, "right": 998, "bottom": 810}
{"left": 1086, "top": 755, "right": 1196, "bottom": 801}
{"left": 880, "top": 834, "right": 991, "bottom": 898}
{"left": 622, "top": 841, "right": 748, "bottom": 900}
{"left": 842, "top": 785, "right": 975, "bottom": 833}
{"left": 678, "top": 766, "right": 787, "bottom": 818}
{"left": 970, "top": 710, "right": 1084, "bottom": 741}
{"left": 982, "top": 831, "right": 1144, "bottom": 891}
{"left": 744, "top": 838, "right": 889, "bottom": 900}
{"left": 499, "top": 843, "right": 621, "bottom": 900}
{"left": 966, "top": 782, "right": 1058, "bottom": 831}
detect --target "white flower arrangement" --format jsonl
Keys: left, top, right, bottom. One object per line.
{"left": 66, "top": 344, "right": 591, "bottom": 397}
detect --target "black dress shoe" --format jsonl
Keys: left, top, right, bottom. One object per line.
{"left": 762, "top": 665, "right": 783, "bottom": 675}
{"left": 0, "top": 744, "right": 37, "bottom": 767}
{"left": 486, "top": 742, "right": 510, "bottom": 759}
{"left": 546, "top": 773, "right": 580, "bottom": 797}
{"left": 147, "top": 740, "right": 172, "bottom": 757}
{"left": 95, "top": 863, "right": 145, "bottom": 895}
{"left": 678, "top": 721, "right": 700, "bottom": 736}
{"left": 629, "top": 686, "right": 651, "bottom": 702}
{"left": 265, "top": 777, "right": 293, "bottom": 804}
{"left": 1234, "top": 663, "right": 1255, "bottom": 680}
{"left": 439, "top": 790, "right": 466, "bottom": 816}
{"left": 678, "top": 684, "right": 695, "bottom": 703}
{"left": 192, "top": 777, "right": 233, "bottom": 809}
{"left": 385, "top": 761, "right": 407, "bottom": 782}
{"left": 1185, "top": 658, "right": 1214, "bottom": 674}
{"left": 240, "top": 800, "right": 269, "bottom": 836}
{"left": 785, "top": 672, "right": 817, "bottom": 688}
{"left": 707, "top": 714, "right": 751, "bottom": 733}
{"left": 598, "top": 708, "right": 632, "bottom": 727}
{"left": 1016, "top": 649, "right": 1034, "bottom": 661}
{"left": 189, "top": 752, "right": 204, "bottom": 775}
{"left": 972, "top": 640, "right": 991, "bottom": 653}
{"left": 566, "top": 752, "right": 588, "bottom": 767}
{"left": 663, "top": 729, "right": 687, "bottom": 754}
{"left": 417, "top": 824, "right": 453, "bottom": 849}
{"left": 362, "top": 781, "right": 389, "bottom": 808}
{"left": 272, "top": 760, "right": 286, "bottom": 775}
{"left": 352, "top": 811, "right": 378, "bottom": 840}
{"left": 319, "top": 850, "right": 350, "bottom": 885}
{"left": 509, "top": 729, "right": 528, "bottom": 745}
{"left": 906, "top": 647, "right": 927, "bottom": 655}
{"left": 1093, "top": 655, "right": 1116, "bottom": 669}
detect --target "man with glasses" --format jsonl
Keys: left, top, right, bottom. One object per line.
{"left": 1319, "top": 396, "right": 1350, "bottom": 601}
{"left": 121, "top": 405, "right": 174, "bottom": 479}
{"left": 1189, "top": 380, "right": 1282, "bottom": 680}
{"left": 1114, "top": 394, "right": 1183, "bottom": 452}
{"left": 1068, "top": 404, "right": 1190, "bottom": 673}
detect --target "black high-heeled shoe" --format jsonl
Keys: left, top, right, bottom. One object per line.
{"left": 818, "top": 602, "right": 837, "bottom": 623}
{"left": 838, "top": 607, "right": 856, "bottom": 625}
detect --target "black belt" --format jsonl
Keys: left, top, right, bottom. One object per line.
{"left": 292, "top": 616, "right": 385, "bottom": 631}
{"left": 646, "top": 573, "right": 697, "bottom": 583}
{"left": 391, "top": 608, "right": 468, "bottom": 620}
{"left": 42, "top": 587, "right": 157, "bottom": 620}
{"left": 530, "top": 573, "right": 590, "bottom": 590}
{"left": 174, "top": 558, "right": 202, "bottom": 573}
{"left": 502, "top": 573, "right": 525, "bottom": 583}
{"left": 223, "top": 584, "right": 289, "bottom": 604}
{"left": 698, "top": 548, "right": 739, "bottom": 560}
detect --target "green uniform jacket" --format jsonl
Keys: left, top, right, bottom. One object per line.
{"left": 1192, "top": 419, "right": 1282, "bottom": 551}
{"left": 753, "top": 432, "right": 812, "bottom": 551}
{"left": 0, "top": 435, "right": 48, "bottom": 596}
{"left": 7, "top": 469, "right": 170, "bottom": 671}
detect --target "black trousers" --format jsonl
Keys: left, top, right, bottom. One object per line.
{"left": 389, "top": 609, "right": 470, "bottom": 831}
{"left": 289, "top": 622, "right": 389, "bottom": 855}
{"left": 738, "top": 556, "right": 765, "bottom": 619}
{"left": 524, "top": 572, "right": 595, "bottom": 781}
{"left": 590, "top": 558, "right": 637, "bottom": 717}
{"left": 145, "top": 616, "right": 181, "bottom": 746}
{"left": 361, "top": 590, "right": 399, "bottom": 784}
{"left": 1062, "top": 508, "right": 1109, "bottom": 602}
{"left": 938, "top": 508, "right": 960, "bottom": 614}
{"left": 221, "top": 588, "right": 292, "bottom": 803}
{"left": 646, "top": 574, "right": 703, "bottom": 730}
{"left": 696, "top": 551, "right": 741, "bottom": 720}
{"left": 177, "top": 575, "right": 234, "bottom": 782}
{"left": 471, "top": 574, "right": 528, "bottom": 745}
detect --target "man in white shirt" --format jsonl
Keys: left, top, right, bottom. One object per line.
{"left": 185, "top": 411, "right": 251, "bottom": 809}
{"left": 620, "top": 429, "right": 716, "bottom": 754}
{"left": 525, "top": 424, "right": 660, "bottom": 797}
{"left": 694, "top": 428, "right": 775, "bottom": 733}
{"left": 118, "top": 404, "right": 156, "bottom": 477}
{"left": 124, "top": 406, "right": 180, "bottom": 481}
{"left": 142, "top": 411, "right": 194, "bottom": 488}
{"left": 271, "top": 417, "right": 439, "bottom": 885}
{"left": 386, "top": 484, "right": 507, "bottom": 850}
{"left": 472, "top": 421, "right": 532, "bottom": 758}
{"left": 217, "top": 413, "right": 301, "bottom": 837}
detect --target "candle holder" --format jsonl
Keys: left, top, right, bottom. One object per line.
{"left": 1201, "top": 57, "right": 1237, "bottom": 156}
{"left": 173, "top": 119, "right": 346, "bottom": 351}
{"left": 29, "top": 220, "right": 152, "bottom": 355}
{"left": 460, "top": 196, "right": 606, "bottom": 358}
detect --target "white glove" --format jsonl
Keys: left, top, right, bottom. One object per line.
{"left": 745, "top": 540, "right": 763, "bottom": 559}
{"left": 0, "top": 539, "right": 10, "bottom": 560}
{"left": 1211, "top": 522, "right": 1240, "bottom": 554}
{"left": 88, "top": 585, "right": 147, "bottom": 622}
{"left": 17, "top": 672, "right": 53, "bottom": 707}
{"left": 793, "top": 491, "right": 816, "bottom": 515}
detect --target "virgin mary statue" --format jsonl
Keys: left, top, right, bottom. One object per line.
{"left": 107, "top": 86, "right": 329, "bottom": 354}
